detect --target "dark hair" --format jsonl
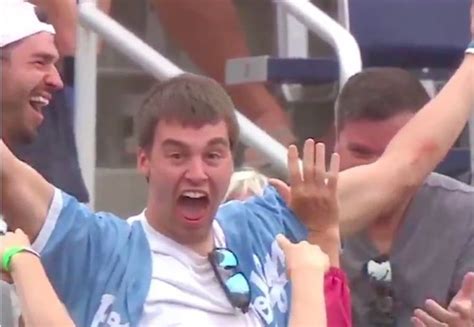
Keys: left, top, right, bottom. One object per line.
{"left": 136, "top": 73, "right": 239, "bottom": 151}
{"left": 0, "top": 43, "right": 14, "bottom": 60}
{"left": 336, "top": 67, "right": 430, "bottom": 129}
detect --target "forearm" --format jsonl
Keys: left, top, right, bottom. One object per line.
{"left": 339, "top": 55, "right": 474, "bottom": 235}
{"left": 1, "top": 141, "right": 54, "bottom": 241}
{"left": 308, "top": 230, "right": 340, "bottom": 268}
{"left": 382, "top": 55, "right": 474, "bottom": 187}
{"left": 289, "top": 270, "right": 326, "bottom": 327}
{"left": 29, "top": 0, "right": 77, "bottom": 56}
{"left": 151, "top": 0, "right": 288, "bottom": 125}
{"left": 11, "top": 254, "right": 74, "bottom": 327}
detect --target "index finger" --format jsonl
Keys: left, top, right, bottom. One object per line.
{"left": 276, "top": 234, "right": 293, "bottom": 252}
{"left": 424, "top": 299, "right": 458, "bottom": 324}
{"left": 287, "top": 145, "right": 302, "bottom": 188}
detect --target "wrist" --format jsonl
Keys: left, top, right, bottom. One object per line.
{"left": 2, "top": 246, "right": 40, "bottom": 272}
{"left": 10, "top": 251, "right": 41, "bottom": 274}
{"left": 290, "top": 268, "right": 325, "bottom": 287}
{"left": 308, "top": 228, "right": 341, "bottom": 246}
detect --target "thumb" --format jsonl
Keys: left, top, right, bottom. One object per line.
{"left": 268, "top": 178, "right": 291, "bottom": 204}
{"left": 276, "top": 234, "right": 292, "bottom": 253}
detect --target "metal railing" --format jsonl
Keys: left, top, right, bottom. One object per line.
{"left": 275, "top": 0, "right": 362, "bottom": 86}
{"left": 76, "top": 0, "right": 289, "bottom": 207}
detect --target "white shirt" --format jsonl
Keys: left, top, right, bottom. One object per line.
{"left": 128, "top": 213, "right": 263, "bottom": 327}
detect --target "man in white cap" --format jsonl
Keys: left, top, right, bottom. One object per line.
{"left": 1, "top": 2, "right": 63, "bottom": 326}
{"left": 1, "top": 0, "right": 63, "bottom": 146}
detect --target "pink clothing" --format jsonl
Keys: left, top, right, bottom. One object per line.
{"left": 325, "top": 268, "right": 352, "bottom": 327}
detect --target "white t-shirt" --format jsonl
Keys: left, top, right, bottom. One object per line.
{"left": 128, "top": 213, "right": 263, "bottom": 327}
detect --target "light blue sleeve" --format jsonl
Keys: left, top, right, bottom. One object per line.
{"left": 217, "top": 187, "right": 308, "bottom": 327}
{"left": 218, "top": 186, "right": 308, "bottom": 243}
{"left": 32, "top": 189, "right": 150, "bottom": 326}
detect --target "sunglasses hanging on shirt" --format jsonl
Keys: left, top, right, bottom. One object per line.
{"left": 208, "top": 247, "right": 251, "bottom": 313}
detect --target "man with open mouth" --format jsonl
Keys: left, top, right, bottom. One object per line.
{"left": 1, "top": 1, "right": 474, "bottom": 325}
{"left": 1, "top": 1, "right": 63, "bottom": 147}
{"left": 1, "top": 2, "right": 63, "bottom": 327}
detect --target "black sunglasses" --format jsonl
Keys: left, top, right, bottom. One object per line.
{"left": 208, "top": 248, "right": 251, "bottom": 313}
{"left": 363, "top": 255, "right": 397, "bottom": 326}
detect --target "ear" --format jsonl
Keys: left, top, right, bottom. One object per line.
{"left": 137, "top": 147, "right": 151, "bottom": 179}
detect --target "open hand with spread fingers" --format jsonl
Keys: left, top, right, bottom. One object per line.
{"left": 272, "top": 139, "right": 340, "bottom": 235}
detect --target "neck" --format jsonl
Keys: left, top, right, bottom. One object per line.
{"left": 367, "top": 198, "right": 411, "bottom": 254}
{"left": 187, "top": 235, "right": 214, "bottom": 256}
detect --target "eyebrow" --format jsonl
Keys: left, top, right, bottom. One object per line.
{"left": 161, "top": 137, "right": 229, "bottom": 149}
{"left": 162, "top": 139, "right": 188, "bottom": 149}
{"left": 347, "top": 143, "right": 375, "bottom": 153}
{"left": 207, "top": 137, "right": 230, "bottom": 148}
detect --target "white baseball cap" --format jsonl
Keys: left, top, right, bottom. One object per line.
{"left": 0, "top": 1, "right": 55, "bottom": 48}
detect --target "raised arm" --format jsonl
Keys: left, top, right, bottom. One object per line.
{"left": 28, "top": 0, "right": 77, "bottom": 56}
{"left": 0, "top": 140, "right": 54, "bottom": 241}
{"left": 338, "top": 21, "right": 474, "bottom": 234}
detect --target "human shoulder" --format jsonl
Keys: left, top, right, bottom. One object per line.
{"left": 217, "top": 186, "right": 291, "bottom": 224}
{"left": 411, "top": 173, "right": 474, "bottom": 221}
{"left": 422, "top": 172, "right": 474, "bottom": 195}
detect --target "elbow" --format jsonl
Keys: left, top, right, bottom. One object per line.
{"left": 387, "top": 137, "right": 442, "bottom": 190}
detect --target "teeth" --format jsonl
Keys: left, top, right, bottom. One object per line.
{"left": 30, "top": 96, "right": 49, "bottom": 106}
{"left": 182, "top": 191, "right": 206, "bottom": 199}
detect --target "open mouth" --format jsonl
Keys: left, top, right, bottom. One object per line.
{"left": 29, "top": 96, "right": 50, "bottom": 113}
{"left": 177, "top": 191, "right": 210, "bottom": 222}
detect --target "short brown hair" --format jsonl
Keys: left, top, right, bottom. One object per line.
{"left": 336, "top": 67, "right": 430, "bottom": 129}
{"left": 136, "top": 73, "right": 239, "bottom": 151}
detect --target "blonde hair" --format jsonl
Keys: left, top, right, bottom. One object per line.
{"left": 224, "top": 168, "right": 268, "bottom": 202}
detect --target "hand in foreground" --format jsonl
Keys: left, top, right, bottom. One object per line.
{"left": 276, "top": 234, "right": 329, "bottom": 278}
{"left": 271, "top": 140, "right": 340, "bottom": 235}
{"left": 411, "top": 272, "right": 474, "bottom": 327}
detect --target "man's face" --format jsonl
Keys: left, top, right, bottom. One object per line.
{"left": 1, "top": 32, "right": 63, "bottom": 144}
{"left": 138, "top": 119, "right": 234, "bottom": 245}
{"left": 336, "top": 112, "right": 414, "bottom": 170}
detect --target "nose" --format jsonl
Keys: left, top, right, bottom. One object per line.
{"left": 185, "top": 157, "right": 208, "bottom": 184}
{"left": 44, "top": 65, "right": 64, "bottom": 91}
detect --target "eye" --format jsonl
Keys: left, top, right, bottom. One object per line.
{"left": 207, "top": 152, "right": 222, "bottom": 160}
{"left": 348, "top": 145, "right": 374, "bottom": 159}
{"left": 33, "top": 60, "right": 46, "bottom": 68}
{"left": 169, "top": 153, "right": 182, "bottom": 160}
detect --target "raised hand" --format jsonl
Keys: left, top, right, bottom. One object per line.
{"left": 271, "top": 140, "right": 341, "bottom": 267}
{"left": 274, "top": 139, "right": 340, "bottom": 234}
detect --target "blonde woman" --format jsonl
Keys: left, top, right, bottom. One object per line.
{"left": 224, "top": 168, "right": 268, "bottom": 201}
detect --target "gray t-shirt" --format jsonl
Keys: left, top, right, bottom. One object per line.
{"left": 342, "top": 173, "right": 474, "bottom": 326}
